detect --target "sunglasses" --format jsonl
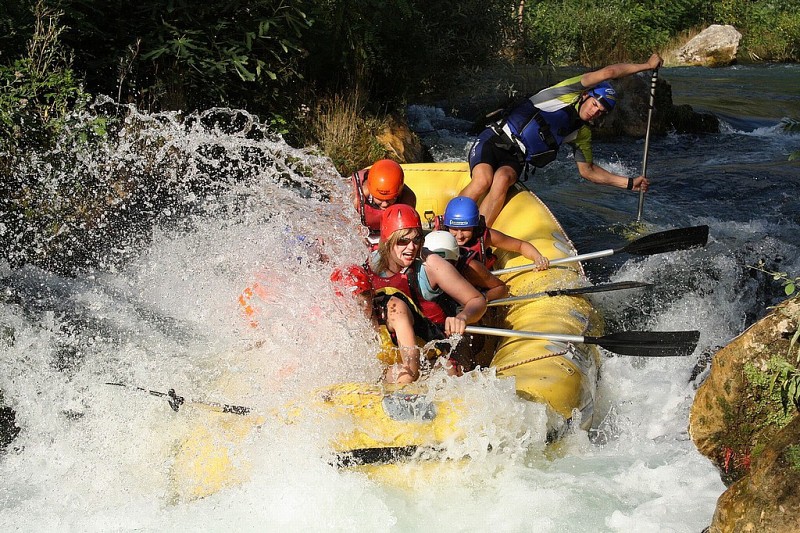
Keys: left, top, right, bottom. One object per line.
{"left": 395, "top": 235, "right": 422, "bottom": 247}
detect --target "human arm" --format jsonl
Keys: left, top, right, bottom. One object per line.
{"left": 575, "top": 161, "right": 649, "bottom": 192}
{"left": 382, "top": 296, "right": 420, "bottom": 383}
{"left": 464, "top": 261, "right": 509, "bottom": 302}
{"left": 581, "top": 53, "right": 662, "bottom": 87}
{"left": 488, "top": 229, "right": 550, "bottom": 270}
{"left": 424, "top": 254, "right": 486, "bottom": 335}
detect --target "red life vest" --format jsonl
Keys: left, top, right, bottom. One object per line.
{"left": 368, "top": 261, "right": 447, "bottom": 325}
{"left": 463, "top": 227, "right": 497, "bottom": 269}
{"left": 352, "top": 169, "right": 383, "bottom": 237}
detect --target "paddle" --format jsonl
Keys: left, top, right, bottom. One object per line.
{"left": 637, "top": 68, "right": 659, "bottom": 222}
{"left": 487, "top": 280, "right": 652, "bottom": 307}
{"left": 464, "top": 326, "right": 700, "bottom": 357}
{"left": 491, "top": 224, "right": 709, "bottom": 276}
{"left": 105, "top": 382, "right": 252, "bottom": 415}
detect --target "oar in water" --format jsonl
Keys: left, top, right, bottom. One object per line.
{"left": 487, "top": 280, "right": 651, "bottom": 307}
{"left": 105, "top": 382, "right": 252, "bottom": 415}
{"left": 491, "top": 224, "right": 709, "bottom": 276}
{"left": 464, "top": 326, "right": 700, "bottom": 357}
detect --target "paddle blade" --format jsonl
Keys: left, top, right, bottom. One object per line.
{"left": 620, "top": 225, "right": 709, "bottom": 256}
{"left": 547, "top": 280, "right": 652, "bottom": 297}
{"left": 587, "top": 330, "right": 700, "bottom": 357}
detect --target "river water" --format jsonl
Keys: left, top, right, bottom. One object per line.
{"left": 1, "top": 65, "right": 798, "bottom": 531}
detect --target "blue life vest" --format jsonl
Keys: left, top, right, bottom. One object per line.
{"left": 501, "top": 99, "right": 585, "bottom": 167}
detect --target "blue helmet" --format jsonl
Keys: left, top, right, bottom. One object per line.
{"left": 443, "top": 196, "right": 480, "bottom": 228}
{"left": 587, "top": 82, "right": 617, "bottom": 111}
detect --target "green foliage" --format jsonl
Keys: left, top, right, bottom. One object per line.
{"left": 58, "top": 0, "right": 313, "bottom": 112}
{"left": 304, "top": 0, "right": 516, "bottom": 102}
{"left": 743, "top": 361, "right": 797, "bottom": 424}
{"left": 523, "top": 0, "right": 691, "bottom": 65}
{"left": 786, "top": 445, "right": 800, "bottom": 471}
{"left": 750, "top": 261, "right": 800, "bottom": 298}
{"left": 781, "top": 118, "right": 800, "bottom": 161}
{"left": 522, "top": 0, "right": 800, "bottom": 65}
{"left": 767, "top": 358, "right": 800, "bottom": 414}
{"left": 0, "top": 2, "right": 94, "bottom": 150}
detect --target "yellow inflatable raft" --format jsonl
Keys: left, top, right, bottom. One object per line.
{"left": 169, "top": 162, "right": 601, "bottom": 501}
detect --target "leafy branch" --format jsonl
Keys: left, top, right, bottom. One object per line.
{"left": 750, "top": 260, "right": 799, "bottom": 297}
{"left": 780, "top": 117, "right": 800, "bottom": 161}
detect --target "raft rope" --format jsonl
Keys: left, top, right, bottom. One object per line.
{"left": 493, "top": 346, "right": 570, "bottom": 373}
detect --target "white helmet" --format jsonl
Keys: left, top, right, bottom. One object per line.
{"left": 423, "top": 231, "right": 459, "bottom": 261}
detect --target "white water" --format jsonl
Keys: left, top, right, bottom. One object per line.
{"left": 0, "top": 106, "right": 727, "bottom": 532}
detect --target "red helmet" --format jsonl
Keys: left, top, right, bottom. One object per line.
{"left": 380, "top": 204, "right": 421, "bottom": 242}
{"left": 366, "top": 159, "right": 404, "bottom": 201}
{"left": 330, "top": 265, "right": 371, "bottom": 296}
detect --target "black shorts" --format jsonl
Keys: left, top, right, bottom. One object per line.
{"left": 468, "top": 128, "right": 524, "bottom": 175}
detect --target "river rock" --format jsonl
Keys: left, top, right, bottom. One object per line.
{"left": 375, "top": 114, "right": 426, "bottom": 163}
{"left": 593, "top": 75, "right": 719, "bottom": 138}
{"left": 689, "top": 297, "right": 800, "bottom": 531}
{"left": 709, "top": 416, "right": 800, "bottom": 532}
{"left": 675, "top": 25, "right": 742, "bottom": 67}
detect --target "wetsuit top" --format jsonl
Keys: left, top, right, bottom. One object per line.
{"left": 502, "top": 75, "right": 595, "bottom": 165}
{"left": 351, "top": 168, "right": 383, "bottom": 238}
{"left": 367, "top": 252, "right": 447, "bottom": 325}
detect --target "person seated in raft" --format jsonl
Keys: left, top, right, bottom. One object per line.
{"left": 462, "top": 53, "right": 662, "bottom": 227}
{"left": 367, "top": 204, "right": 486, "bottom": 383}
{"left": 423, "top": 231, "right": 508, "bottom": 305}
{"left": 441, "top": 196, "right": 549, "bottom": 271}
{"left": 422, "top": 230, "right": 508, "bottom": 371}
{"left": 351, "top": 158, "right": 417, "bottom": 250}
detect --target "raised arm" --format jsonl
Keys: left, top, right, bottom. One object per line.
{"left": 580, "top": 53, "right": 662, "bottom": 87}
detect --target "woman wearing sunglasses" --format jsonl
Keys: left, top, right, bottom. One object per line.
{"left": 368, "top": 204, "right": 486, "bottom": 383}
{"left": 351, "top": 159, "right": 417, "bottom": 250}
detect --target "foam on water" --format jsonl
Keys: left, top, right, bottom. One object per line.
{"left": 7, "top": 97, "right": 784, "bottom": 530}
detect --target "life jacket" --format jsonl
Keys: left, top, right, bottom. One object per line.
{"left": 430, "top": 247, "right": 478, "bottom": 317}
{"left": 351, "top": 169, "right": 383, "bottom": 241}
{"left": 462, "top": 227, "right": 497, "bottom": 270}
{"left": 433, "top": 215, "right": 497, "bottom": 269}
{"left": 497, "top": 99, "right": 585, "bottom": 168}
{"left": 368, "top": 259, "right": 447, "bottom": 326}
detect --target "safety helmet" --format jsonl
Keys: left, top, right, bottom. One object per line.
{"left": 443, "top": 196, "right": 480, "bottom": 228}
{"left": 367, "top": 159, "right": 404, "bottom": 201}
{"left": 423, "top": 231, "right": 459, "bottom": 261}
{"left": 330, "top": 265, "right": 371, "bottom": 296}
{"left": 380, "top": 204, "right": 421, "bottom": 242}
{"left": 587, "top": 82, "right": 617, "bottom": 111}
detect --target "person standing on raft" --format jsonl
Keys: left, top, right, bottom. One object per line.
{"left": 351, "top": 159, "right": 417, "bottom": 249}
{"left": 462, "top": 53, "right": 663, "bottom": 226}
{"left": 368, "top": 204, "right": 486, "bottom": 383}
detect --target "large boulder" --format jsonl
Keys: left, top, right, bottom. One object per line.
{"left": 375, "top": 114, "right": 427, "bottom": 163}
{"left": 689, "top": 297, "right": 800, "bottom": 531}
{"left": 593, "top": 74, "right": 719, "bottom": 138}
{"left": 675, "top": 25, "right": 742, "bottom": 67}
{"left": 710, "top": 416, "right": 800, "bottom": 532}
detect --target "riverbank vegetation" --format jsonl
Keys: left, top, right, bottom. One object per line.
{"left": 2, "top": 1, "right": 798, "bottom": 148}
{"left": 1, "top": 0, "right": 799, "bottom": 269}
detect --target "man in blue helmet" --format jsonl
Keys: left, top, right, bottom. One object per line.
{"left": 463, "top": 53, "right": 663, "bottom": 226}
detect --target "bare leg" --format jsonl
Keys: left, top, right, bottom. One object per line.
{"left": 479, "top": 165, "right": 518, "bottom": 227}
{"left": 460, "top": 163, "right": 494, "bottom": 202}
